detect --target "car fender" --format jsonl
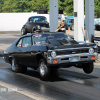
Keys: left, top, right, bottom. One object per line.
{"left": 36, "top": 52, "right": 47, "bottom": 63}
{"left": 32, "top": 25, "right": 41, "bottom": 32}
{"left": 8, "top": 56, "right": 14, "bottom": 64}
{"left": 32, "top": 26, "right": 36, "bottom": 32}
{"left": 22, "top": 25, "right": 27, "bottom": 29}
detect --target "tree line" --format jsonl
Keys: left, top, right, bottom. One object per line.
{"left": 0, "top": 0, "right": 100, "bottom": 17}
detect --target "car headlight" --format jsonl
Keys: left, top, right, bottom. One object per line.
{"left": 89, "top": 48, "right": 94, "bottom": 54}
{"left": 51, "top": 51, "right": 56, "bottom": 57}
{"left": 37, "top": 25, "right": 40, "bottom": 29}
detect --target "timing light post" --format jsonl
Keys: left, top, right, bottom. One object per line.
{"left": 49, "top": 0, "right": 58, "bottom": 32}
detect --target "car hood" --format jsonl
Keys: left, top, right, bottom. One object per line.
{"left": 48, "top": 43, "right": 96, "bottom": 50}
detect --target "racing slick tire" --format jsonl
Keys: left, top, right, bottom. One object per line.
{"left": 11, "top": 58, "right": 27, "bottom": 73}
{"left": 83, "top": 62, "right": 94, "bottom": 74}
{"left": 39, "top": 59, "right": 50, "bottom": 79}
{"left": 21, "top": 28, "right": 27, "bottom": 35}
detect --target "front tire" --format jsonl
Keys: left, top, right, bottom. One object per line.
{"left": 83, "top": 62, "right": 94, "bottom": 74}
{"left": 21, "top": 28, "right": 27, "bottom": 35}
{"left": 39, "top": 59, "right": 50, "bottom": 79}
{"left": 11, "top": 58, "right": 27, "bottom": 73}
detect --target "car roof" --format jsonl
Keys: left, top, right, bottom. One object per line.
{"left": 33, "top": 32, "right": 65, "bottom": 35}
{"left": 29, "top": 16, "right": 46, "bottom": 18}
{"left": 20, "top": 32, "right": 66, "bottom": 38}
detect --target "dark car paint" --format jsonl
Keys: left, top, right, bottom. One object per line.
{"left": 95, "top": 24, "right": 100, "bottom": 31}
{"left": 93, "top": 37, "right": 100, "bottom": 53}
{"left": 48, "top": 39, "right": 96, "bottom": 50}
{"left": 22, "top": 16, "right": 49, "bottom": 33}
{"left": 4, "top": 34, "right": 48, "bottom": 67}
{"left": 4, "top": 32, "right": 97, "bottom": 69}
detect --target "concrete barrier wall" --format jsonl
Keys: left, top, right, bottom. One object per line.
{"left": 0, "top": 12, "right": 49, "bottom": 31}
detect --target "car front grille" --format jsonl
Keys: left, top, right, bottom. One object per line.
{"left": 41, "top": 24, "right": 49, "bottom": 28}
{"left": 56, "top": 49, "right": 89, "bottom": 55}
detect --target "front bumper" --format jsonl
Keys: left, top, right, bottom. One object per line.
{"left": 41, "top": 27, "right": 49, "bottom": 32}
{"left": 47, "top": 53, "right": 98, "bottom": 65}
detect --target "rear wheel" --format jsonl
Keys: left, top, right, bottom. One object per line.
{"left": 83, "top": 62, "right": 94, "bottom": 74}
{"left": 39, "top": 59, "right": 50, "bottom": 79}
{"left": 11, "top": 58, "right": 27, "bottom": 73}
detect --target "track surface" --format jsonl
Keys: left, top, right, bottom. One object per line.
{"left": 0, "top": 57, "right": 100, "bottom": 100}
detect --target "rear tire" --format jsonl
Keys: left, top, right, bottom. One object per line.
{"left": 83, "top": 62, "right": 94, "bottom": 74}
{"left": 39, "top": 59, "right": 50, "bottom": 79}
{"left": 11, "top": 58, "right": 27, "bottom": 73}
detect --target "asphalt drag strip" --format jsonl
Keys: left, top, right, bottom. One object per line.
{"left": 0, "top": 85, "right": 33, "bottom": 100}
{"left": 0, "top": 57, "right": 100, "bottom": 100}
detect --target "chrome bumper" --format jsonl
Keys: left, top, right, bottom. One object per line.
{"left": 47, "top": 53, "right": 98, "bottom": 64}
{"left": 41, "top": 27, "right": 49, "bottom": 32}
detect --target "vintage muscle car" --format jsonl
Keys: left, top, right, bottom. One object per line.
{"left": 21, "top": 16, "right": 49, "bottom": 35}
{"left": 3, "top": 32, "right": 98, "bottom": 78}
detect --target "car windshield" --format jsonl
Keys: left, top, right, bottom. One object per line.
{"left": 34, "top": 17, "right": 47, "bottom": 22}
{"left": 32, "top": 33, "right": 68, "bottom": 45}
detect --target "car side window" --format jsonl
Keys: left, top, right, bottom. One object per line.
{"left": 22, "top": 37, "right": 32, "bottom": 47}
{"left": 17, "top": 39, "right": 22, "bottom": 47}
{"left": 29, "top": 17, "right": 33, "bottom": 23}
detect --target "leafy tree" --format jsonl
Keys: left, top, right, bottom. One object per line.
{"left": 2, "top": 0, "right": 14, "bottom": 12}
{"left": 0, "top": 0, "right": 100, "bottom": 18}
{"left": 1, "top": 0, "right": 34, "bottom": 12}
{"left": 58, "top": 0, "right": 73, "bottom": 16}
{"left": 64, "top": 0, "right": 73, "bottom": 16}
{"left": 0, "top": 0, "right": 4, "bottom": 12}
{"left": 58, "top": 0, "right": 66, "bottom": 11}
{"left": 95, "top": 0, "right": 100, "bottom": 18}
{"left": 30, "top": 0, "right": 49, "bottom": 12}
{"left": 11, "top": 0, "right": 32, "bottom": 12}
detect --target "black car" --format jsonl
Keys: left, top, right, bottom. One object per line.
{"left": 21, "top": 16, "right": 49, "bottom": 35}
{"left": 3, "top": 32, "right": 98, "bottom": 79}
{"left": 95, "top": 22, "right": 100, "bottom": 31}
{"left": 93, "top": 37, "right": 100, "bottom": 53}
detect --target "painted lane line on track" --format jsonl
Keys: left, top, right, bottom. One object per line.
{"left": 0, "top": 81, "right": 53, "bottom": 100}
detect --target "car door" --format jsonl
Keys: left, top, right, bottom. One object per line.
{"left": 17, "top": 36, "right": 32, "bottom": 66}
{"left": 29, "top": 35, "right": 40, "bottom": 68}
{"left": 30, "top": 34, "right": 48, "bottom": 68}
{"left": 26, "top": 17, "right": 35, "bottom": 32}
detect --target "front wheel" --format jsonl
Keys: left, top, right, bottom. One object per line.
{"left": 11, "top": 58, "right": 27, "bottom": 73}
{"left": 83, "top": 62, "right": 94, "bottom": 74}
{"left": 21, "top": 28, "right": 27, "bottom": 35}
{"left": 39, "top": 59, "right": 50, "bottom": 79}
